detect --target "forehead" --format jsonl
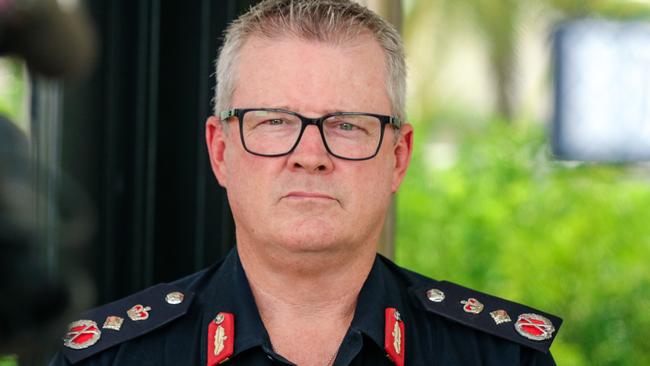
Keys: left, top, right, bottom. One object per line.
{"left": 232, "top": 34, "right": 391, "bottom": 115}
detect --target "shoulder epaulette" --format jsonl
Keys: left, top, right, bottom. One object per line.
{"left": 61, "top": 283, "right": 194, "bottom": 364}
{"left": 411, "top": 280, "right": 562, "bottom": 353}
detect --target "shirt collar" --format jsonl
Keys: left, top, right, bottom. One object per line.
{"left": 200, "top": 249, "right": 407, "bottom": 359}
{"left": 201, "top": 248, "right": 272, "bottom": 357}
{"left": 350, "top": 255, "right": 409, "bottom": 352}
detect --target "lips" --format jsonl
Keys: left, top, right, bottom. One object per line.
{"left": 283, "top": 191, "right": 337, "bottom": 201}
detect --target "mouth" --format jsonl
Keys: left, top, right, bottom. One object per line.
{"left": 283, "top": 191, "right": 337, "bottom": 201}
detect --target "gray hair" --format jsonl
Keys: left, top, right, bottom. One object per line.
{"left": 214, "top": 0, "right": 406, "bottom": 122}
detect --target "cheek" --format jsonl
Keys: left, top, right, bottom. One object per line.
{"left": 224, "top": 151, "right": 284, "bottom": 213}
{"left": 348, "top": 160, "right": 394, "bottom": 212}
{"left": 224, "top": 154, "right": 263, "bottom": 212}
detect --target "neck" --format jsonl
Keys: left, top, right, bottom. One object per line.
{"left": 237, "top": 239, "right": 377, "bottom": 366}
{"left": 238, "top": 239, "right": 376, "bottom": 315}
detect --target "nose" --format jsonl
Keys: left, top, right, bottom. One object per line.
{"left": 286, "top": 124, "right": 334, "bottom": 173}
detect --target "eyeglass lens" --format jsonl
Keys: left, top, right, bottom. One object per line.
{"left": 241, "top": 110, "right": 382, "bottom": 159}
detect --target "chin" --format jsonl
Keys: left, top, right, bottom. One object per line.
{"left": 252, "top": 213, "right": 367, "bottom": 254}
{"left": 272, "top": 226, "right": 347, "bottom": 254}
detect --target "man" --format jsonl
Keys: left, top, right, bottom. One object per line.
{"left": 50, "top": 0, "right": 562, "bottom": 365}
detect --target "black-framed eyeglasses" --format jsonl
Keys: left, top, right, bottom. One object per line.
{"left": 219, "top": 108, "right": 401, "bottom": 161}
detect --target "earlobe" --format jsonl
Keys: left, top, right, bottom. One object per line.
{"left": 206, "top": 116, "right": 228, "bottom": 188}
{"left": 391, "top": 124, "right": 414, "bottom": 193}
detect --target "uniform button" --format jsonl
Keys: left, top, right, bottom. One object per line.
{"left": 165, "top": 291, "right": 184, "bottom": 305}
{"left": 426, "top": 288, "right": 445, "bottom": 302}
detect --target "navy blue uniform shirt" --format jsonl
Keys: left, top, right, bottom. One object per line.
{"left": 50, "top": 248, "right": 560, "bottom": 365}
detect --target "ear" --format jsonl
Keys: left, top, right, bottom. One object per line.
{"left": 206, "top": 115, "right": 228, "bottom": 188}
{"left": 391, "top": 123, "right": 414, "bottom": 193}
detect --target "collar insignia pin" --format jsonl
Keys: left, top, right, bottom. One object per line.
{"left": 207, "top": 312, "right": 235, "bottom": 366}
{"left": 384, "top": 308, "right": 405, "bottom": 366}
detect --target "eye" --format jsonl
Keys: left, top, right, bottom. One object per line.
{"left": 338, "top": 122, "right": 357, "bottom": 131}
{"left": 265, "top": 118, "right": 285, "bottom": 126}
{"left": 324, "top": 117, "right": 371, "bottom": 136}
{"left": 254, "top": 118, "right": 288, "bottom": 128}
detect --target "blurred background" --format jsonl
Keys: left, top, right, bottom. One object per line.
{"left": 396, "top": 0, "right": 650, "bottom": 365}
{"left": 1, "top": 0, "right": 650, "bottom": 365}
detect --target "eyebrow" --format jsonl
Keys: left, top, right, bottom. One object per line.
{"left": 260, "top": 105, "right": 358, "bottom": 115}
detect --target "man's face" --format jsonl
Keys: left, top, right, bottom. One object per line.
{"left": 206, "top": 34, "right": 412, "bottom": 255}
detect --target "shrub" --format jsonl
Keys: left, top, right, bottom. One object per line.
{"left": 397, "top": 120, "right": 650, "bottom": 365}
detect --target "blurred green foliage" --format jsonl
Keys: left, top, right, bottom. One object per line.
{"left": 0, "top": 59, "right": 26, "bottom": 126}
{"left": 399, "top": 0, "right": 650, "bottom": 363}
{"left": 396, "top": 118, "right": 650, "bottom": 365}
{"left": 0, "top": 355, "right": 18, "bottom": 366}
